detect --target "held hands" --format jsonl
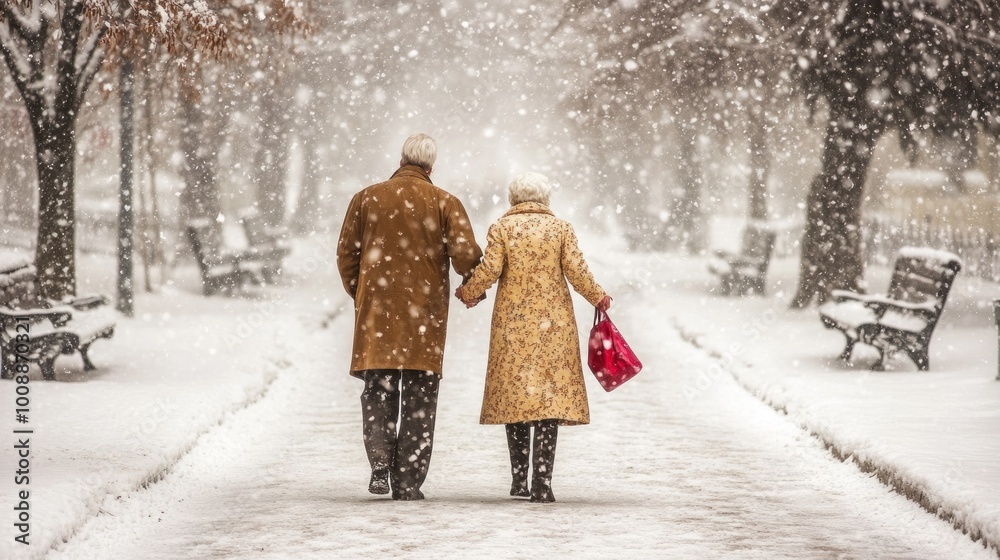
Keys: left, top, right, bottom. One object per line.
{"left": 597, "top": 295, "right": 612, "bottom": 312}
{"left": 455, "top": 285, "right": 486, "bottom": 309}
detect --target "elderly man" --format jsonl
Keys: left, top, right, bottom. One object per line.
{"left": 337, "top": 133, "right": 483, "bottom": 500}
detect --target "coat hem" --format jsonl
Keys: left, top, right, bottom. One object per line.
{"left": 350, "top": 367, "right": 443, "bottom": 380}
{"left": 480, "top": 416, "right": 590, "bottom": 427}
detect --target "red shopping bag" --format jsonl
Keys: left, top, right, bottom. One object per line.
{"left": 587, "top": 308, "right": 642, "bottom": 392}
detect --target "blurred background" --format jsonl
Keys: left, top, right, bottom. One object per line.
{"left": 2, "top": 0, "right": 998, "bottom": 303}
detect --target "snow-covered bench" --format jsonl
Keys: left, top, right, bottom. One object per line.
{"left": 818, "top": 247, "right": 962, "bottom": 370}
{"left": 707, "top": 223, "right": 776, "bottom": 296}
{"left": 237, "top": 208, "right": 289, "bottom": 282}
{"left": 186, "top": 219, "right": 268, "bottom": 296}
{"left": 0, "top": 260, "right": 116, "bottom": 380}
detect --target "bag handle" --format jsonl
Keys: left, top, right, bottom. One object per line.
{"left": 594, "top": 307, "right": 608, "bottom": 326}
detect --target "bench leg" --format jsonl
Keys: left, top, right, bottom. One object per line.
{"left": 839, "top": 337, "right": 856, "bottom": 362}
{"left": 908, "top": 348, "right": 930, "bottom": 371}
{"left": 719, "top": 275, "right": 734, "bottom": 296}
{"left": 79, "top": 345, "right": 96, "bottom": 371}
{"left": 40, "top": 357, "right": 57, "bottom": 381}
{"left": 262, "top": 265, "right": 281, "bottom": 284}
{"left": 243, "top": 269, "right": 265, "bottom": 287}
{"left": 870, "top": 343, "right": 890, "bottom": 371}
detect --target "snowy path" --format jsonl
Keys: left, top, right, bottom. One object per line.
{"left": 49, "top": 274, "right": 991, "bottom": 559}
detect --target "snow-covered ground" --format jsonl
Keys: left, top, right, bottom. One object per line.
{"left": 621, "top": 219, "right": 1000, "bottom": 552}
{"left": 2, "top": 223, "right": 998, "bottom": 559}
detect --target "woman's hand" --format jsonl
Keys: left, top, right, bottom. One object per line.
{"left": 455, "top": 285, "right": 483, "bottom": 309}
{"left": 597, "top": 295, "right": 612, "bottom": 312}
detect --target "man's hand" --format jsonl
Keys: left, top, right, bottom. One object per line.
{"left": 455, "top": 285, "right": 484, "bottom": 309}
{"left": 597, "top": 295, "right": 612, "bottom": 312}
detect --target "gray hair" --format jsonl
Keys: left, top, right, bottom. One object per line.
{"left": 508, "top": 172, "right": 551, "bottom": 206}
{"left": 401, "top": 133, "right": 437, "bottom": 170}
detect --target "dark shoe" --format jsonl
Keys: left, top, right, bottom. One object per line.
{"left": 368, "top": 466, "right": 390, "bottom": 495}
{"left": 506, "top": 423, "right": 530, "bottom": 498}
{"left": 392, "top": 488, "right": 425, "bottom": 501}
{"left": 529, "top": 420, "right": 558, "bottom": 503}
{"left": 528, "top": 486, "right": 555, "bottom": 503}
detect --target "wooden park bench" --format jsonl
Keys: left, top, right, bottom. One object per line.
{"left": 186, "top": 219, "right": 268, "bottom": 296}
{"left": 818, "top": 247, "right": 962, "bottom": 370}
{"left": 237, "top": 208, "right": 290, "bottom": 281}
{"left": 0, "top": 259, "right": 116, "bottom": 380}
{"left": 707, "top": 223, "right": 776, "bottom": 296}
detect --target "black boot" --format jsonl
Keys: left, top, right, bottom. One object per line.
{"left": 505, "top": 423, "right": 530, "bottom": 497}
{"left": 369, "top": 463, "right": 390, "bottom": 495}
{"left": 530, "top": 420, "right": 558, "bottom": 503}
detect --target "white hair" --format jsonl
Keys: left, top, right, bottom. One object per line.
{"left": 508, "top": 172, "right": 551, "bottom": 206}
{"left": 401, "top": 133, "right": 437, "bottom": 170}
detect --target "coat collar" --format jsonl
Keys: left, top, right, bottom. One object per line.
{"left": 503, "top": 201, "right": 554, "bottom": 217}
{"left": 390, "top": 164, "right": 433, "bottom": 184}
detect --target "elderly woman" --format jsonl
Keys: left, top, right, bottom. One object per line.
{"left": 456, "top": 172, "right": 611, "bottom": 503}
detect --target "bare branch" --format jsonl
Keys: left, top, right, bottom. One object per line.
{"left": 75, "top": 28, "right": 105, "bottom": 108}
{"left": 1, "top": 4, "right": 37, "bottom": 38}
{"left": 0, "top": 25, "right": 35, "bottom": 105}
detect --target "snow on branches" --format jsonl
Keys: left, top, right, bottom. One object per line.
{"left": 90, "top": 0, "right": 229, "bottom": 58}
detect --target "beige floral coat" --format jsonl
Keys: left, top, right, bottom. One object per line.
{"left": 462, "top": 202, "right": 607, "bottom": 426}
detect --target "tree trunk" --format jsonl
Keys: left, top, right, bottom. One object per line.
{"left": 943, "top": 128, "right": 977, "bottom": 193}
{"left": 747, "top": 111, "right": 770, "bottom": 221}
{"left": 117, "top": 55, "right": 135, "bottom": 316}
{"left": 179, "top": 92, "right": 222, "bottom": 225}
{"left": 33, "top": 120, "right": 77, "bottom": 300}
{"left": 253, "top": 83, "right": 290, "bottom": 227}
{"left": 0, "top": 3, "right": 103, "bottom": 301}
{"left": 138, "top": 70, "right": 165, "bottom": 290}
{"left": 791, "top": 101, "right": 884, "bottom": 308}
{"left": 0, "top": 111, "right": 36, "bottom": 228}
{"left": 674, "top": 119, "right": 705, "bottom": 253}
{"left": 293, "top": 126, "right": 323, "bottom": 234}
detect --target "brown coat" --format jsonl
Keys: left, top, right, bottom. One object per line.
{"left": 337, "top": 165, "right": 482, "bottom": 377}
{"left": 462, "top": 202, "right": 607, "bottom": 426}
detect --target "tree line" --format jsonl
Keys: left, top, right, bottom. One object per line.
{"left": 551, "top": 0, "right": 1000, "bottom": 306}
{"left": 1, "top": 0, "right": 999, "bottom": 309}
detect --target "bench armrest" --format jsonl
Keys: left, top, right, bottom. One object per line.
{"left": 64, "top": 294, "right": 110, "bottom": 310}
{"left": 730, "top": 256, "right": 765, "bottom": 268}
{"left": 713, "top": 249, "right": 764, "bottom": 266}
{"left": 263, "top": 225, "right": 289, "bottom": 238}
{"left": 830, "top": 290, "right": 937, "bottom": 314}
{"left": 866, "top": 296, "right": 938, "bottom": 314}
{"left": 829, "top": 289, "right": 868, "bottom": 303}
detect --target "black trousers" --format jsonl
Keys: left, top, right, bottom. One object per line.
{"left": 360, "top": 369, "right": 440, "bottom": 496}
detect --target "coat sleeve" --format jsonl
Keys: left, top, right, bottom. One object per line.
{"left": 561, "top": 223, "right": 607, "bottom": 306}
{"left": 461, "top": 223, "right": 505, "bottom": 300}
{"left": 444, "top": 196, "right": 484, "bottom": 278}
{"left": 336, "top": 193, "right": 364, "bottom": 298}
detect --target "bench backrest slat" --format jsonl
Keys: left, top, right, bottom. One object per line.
{"left": 886, "top": 256, "right": 960, "bottom": 310}
{"left": 241, "top": 213, "right": 272, "bottom": 246}
{"left": 740, "top": 226, "right": 777, "bottom": 263}
{"left": 884, "top": 254, "right": 961, "bottom": 340}
{"left": 0, "top": 264, "right": 45, "bottom": 312}
{"left": 186, "top": 221, "right": 223, "bottom": 267}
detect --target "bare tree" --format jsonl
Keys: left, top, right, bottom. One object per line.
{"left": 558, "top": 0, "right": 794, "bottom": 251}
{"left": 0, "top": 0, "right": 225, "bottom": 299}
